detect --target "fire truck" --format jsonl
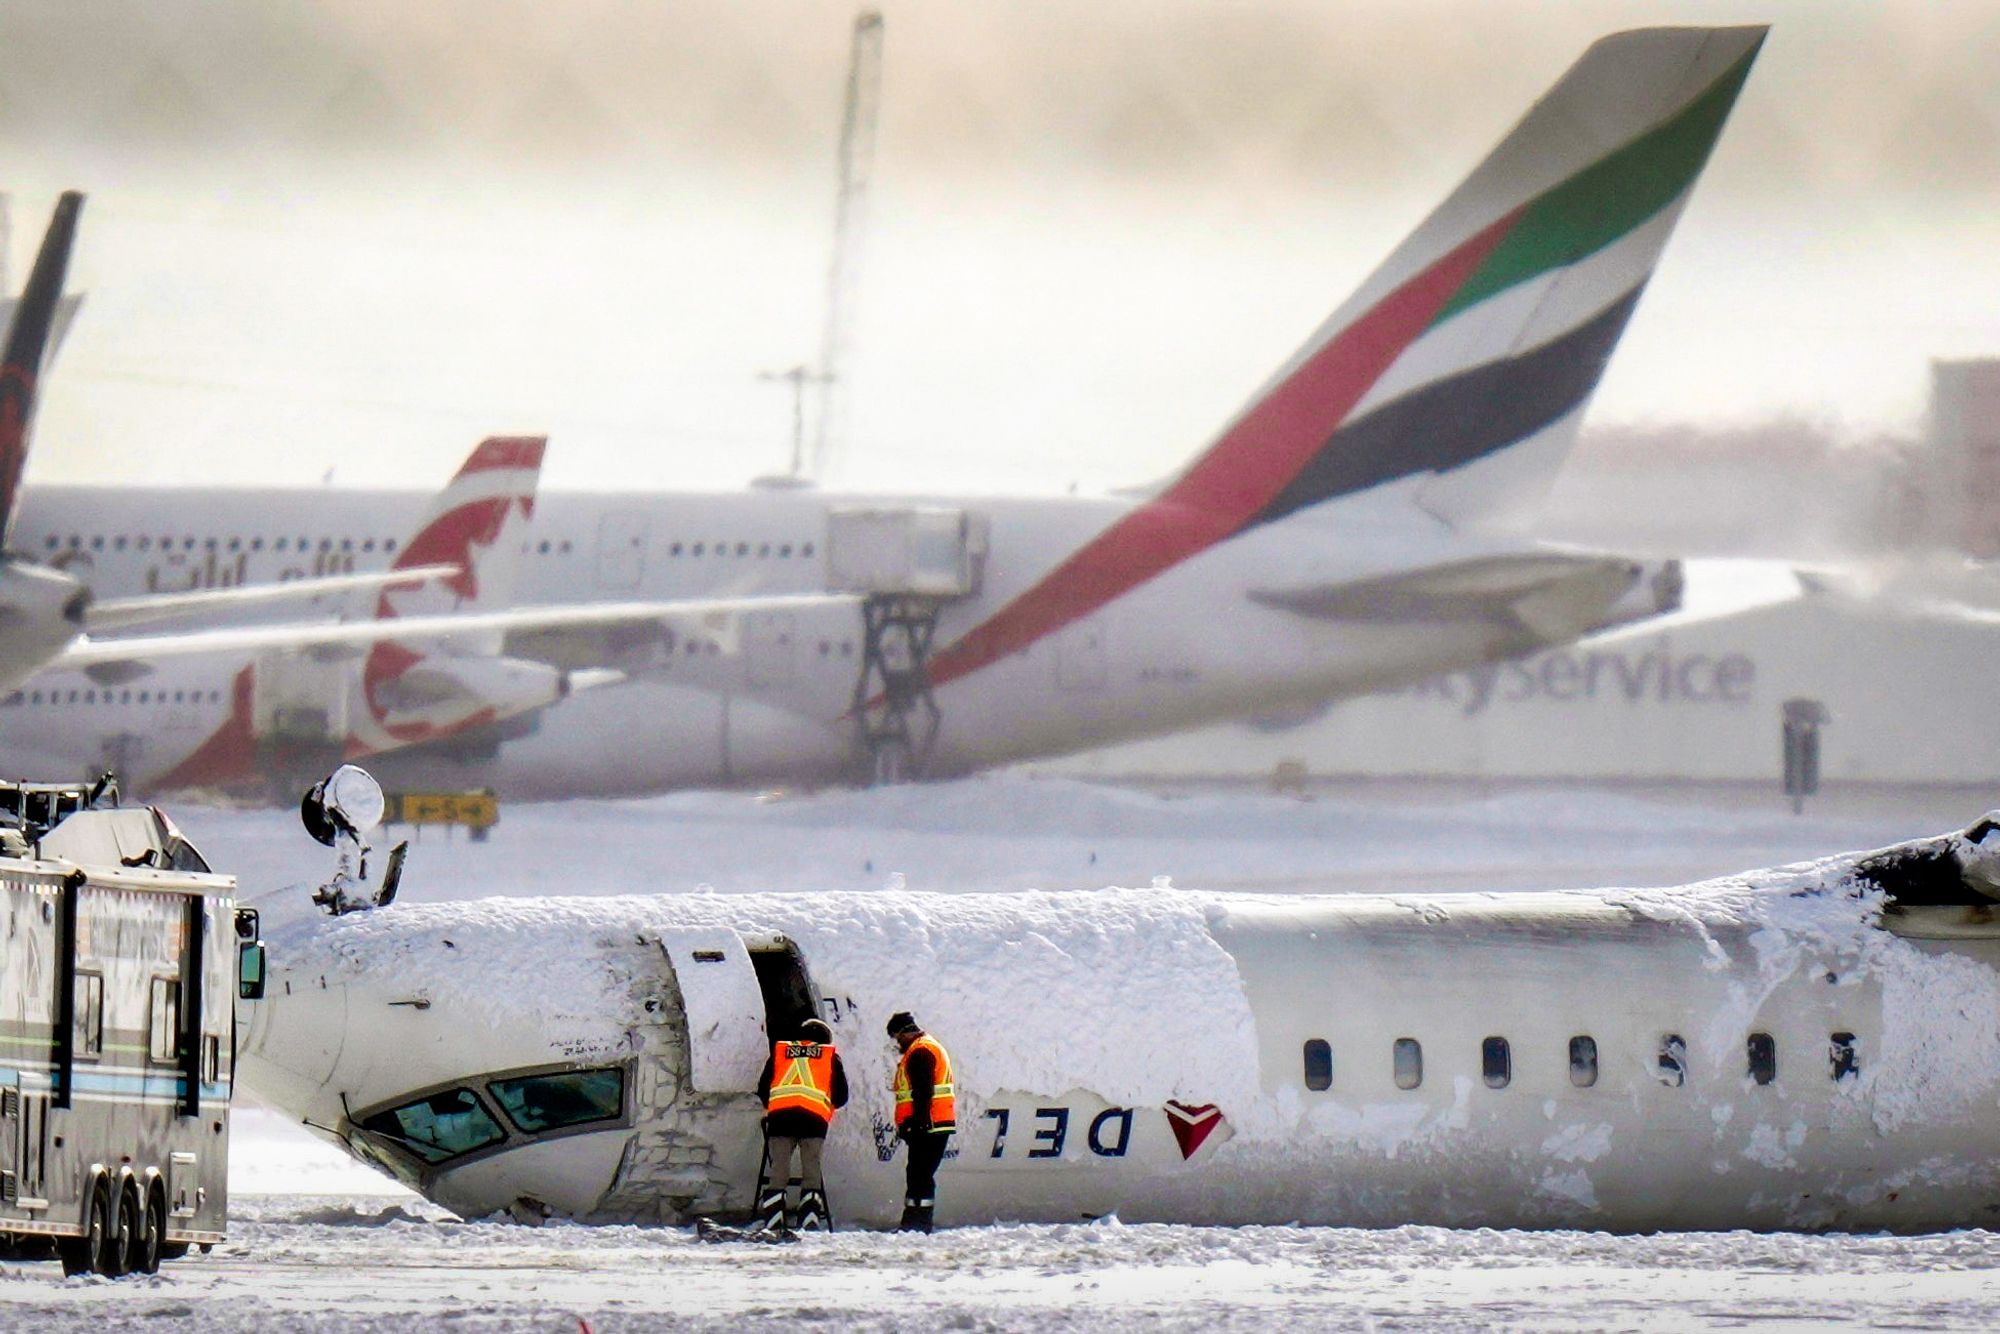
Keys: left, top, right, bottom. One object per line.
{"left": 0, "top": 778, "right": 264, "bottom": 1275}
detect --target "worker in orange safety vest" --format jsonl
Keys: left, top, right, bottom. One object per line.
{"left": 755, "top": 1017, "right": 848, "bottom": 1231}
{"left": 887, "top": 1010, "right": 955, "bottom": 1233}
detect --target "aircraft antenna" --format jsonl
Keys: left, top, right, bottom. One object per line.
{"left": 807, "top": 9, "right": 884, "bottom": 483}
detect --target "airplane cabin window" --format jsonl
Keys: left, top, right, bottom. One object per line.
{"left": 1481, "top": 1036, "right": 1511, "bottom": 1089}
{"left": 1560, "top": 1040, "right": 1592, "bottom": 1088}
{"left": 802, "top": 542, "right": 815, "bottom": 557}
{"left": 488, "top": 1068, "right": 625, "bottom": 1134}
{"left": 1393, "top": 1037, "right": 1422, "bottom": 1090}
{"left": 359, "top": 1089, "right": 506, "bottom": 1164}
{"left": 1302, "top": 1039, "right": 1332, "bottom": 1091}
{"left": 43, "top": 535, "right": 55, "bottom": 549}
{"left": 1296, "top": 1040, "right": 1328, "bottom": 1088}
{"left": 1747, "top": 1032, "right": 1777, "bottom": 1086}
{"left": 1657, "top": 1034, "right": 1688, "bottom": 1088}
{"left": 1830, "top": 1031, "right": 1859, "bottom": 1082}
{"left": 692, "top": 543, "right": 705, "bottom": 556}
{"left": 385, "top": 538, "right": 397, "bottom": 553}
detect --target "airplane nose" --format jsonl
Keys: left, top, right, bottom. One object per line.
{"left": 237, "top": 955, "right": 356, "bottom": 1124}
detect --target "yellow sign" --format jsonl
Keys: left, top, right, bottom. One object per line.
{"left": 384, "top": 791, "right": 499, "bottom": 830}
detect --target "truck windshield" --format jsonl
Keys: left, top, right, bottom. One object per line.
{"left": 488, "top": 1068, "right": 624, "bottom": 1134}
{"left": 359, "top": 1088, "right": 505, "bottom": 1163}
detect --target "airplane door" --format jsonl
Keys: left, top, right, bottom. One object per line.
{"left": 1054, "top": 618, "right": 1108, "bottom": 692}
{"left": 595, "top": 512, "right": 649, "bottom": 592}
{"left": 745, "top": 611, "right": 796, "bottom": 689}
{"left": 658, "top": 930, "right": 768, "bottom": 1093}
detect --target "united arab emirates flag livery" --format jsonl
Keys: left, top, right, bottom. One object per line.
{"left": 926, "top": 27, "right": 1766, "bottom": 692}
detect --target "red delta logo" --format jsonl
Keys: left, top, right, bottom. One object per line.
{"left": 1164, "top": 1101, "right": 1231, "bottom": 1162}
{"left": 978, "top": 1098, "right": 1232, "bottom": 1165}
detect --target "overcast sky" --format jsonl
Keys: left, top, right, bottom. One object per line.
{"left": 2, "top": 0, "right": 1997, "bottom": 494}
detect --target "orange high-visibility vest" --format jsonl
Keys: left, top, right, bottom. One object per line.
{"left": 892, "top": 1034, "right": 956, "bottom": 1130}
{"left": 767, "top": 1040, "right": 837, "bottom": 1125}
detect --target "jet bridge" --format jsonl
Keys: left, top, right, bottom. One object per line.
{"left": 825, "top": 507, "right": 987, "bottom": 782}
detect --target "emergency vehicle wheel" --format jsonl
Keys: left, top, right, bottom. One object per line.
{"left": 133, "top": 1185, "right": 164, "bottom": 1275}
{"left": 104, "top": 1180, "right": 138, "bottom": 1276}
{"left": 80, "top": 1184, "right": 117, "bottom": 1280}
{"left": 56, "top": 1184, "right": 102, "bottom": 1277}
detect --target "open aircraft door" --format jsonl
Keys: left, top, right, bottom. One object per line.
{"left": 658, "top": 930, "right": 770, "bottom": 1093}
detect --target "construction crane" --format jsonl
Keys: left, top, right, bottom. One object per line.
{"left": 759, "top": 10, "right": 884, "bottom": 487}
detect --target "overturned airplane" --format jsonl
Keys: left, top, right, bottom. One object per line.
{"left": 242, "top": 774, "right": 2000, "bottom": 1234}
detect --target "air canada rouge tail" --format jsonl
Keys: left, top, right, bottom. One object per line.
{"left": 925, "top": 27, "right": 1764, "bottom": 691}
{"left": 0, "top": 191, "right": 82, "bottom": 546}
{"left": 355, "top": 435, "right": 549, "bottom": 752}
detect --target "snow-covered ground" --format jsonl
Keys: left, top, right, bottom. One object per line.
{"left": 11, "top": 1195, "right": 2000, "bottom": 1331}
{"left": 7, "top": 776, "right": 1999, "bottom": 1328}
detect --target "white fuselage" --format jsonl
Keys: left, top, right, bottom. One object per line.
{"left": 1, "top": 483, "right": 1587, "bottom": 796}
{"left": 239, "top": 832, "right": 2000, "bottom": 1233}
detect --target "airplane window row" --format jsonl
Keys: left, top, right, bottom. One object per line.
{"left": 4, "top": 688, "right": 226, "bottom": 708}
{"left": 665, "top": 541, "right": 815, "bottom": 560}
{"left": 44, "top": 534, "right": 398, "bottom": 556}
{"left": 359, "top": 1067, "right": 627, "bottom": 1165}
{"left": 1302, "top": 1031, "right": 1862, "bottom": 1093}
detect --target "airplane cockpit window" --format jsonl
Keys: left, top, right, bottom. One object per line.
{"left": 1568, "top": 1036, "right": 1598, "bottom": 1088}
{"left": 1747, "top": 1032, "right": 1777, "bottom": 1086}
{"left": 360, "top": 1088, "right": 505, "bottom": 1163}
{"left": 1392, "top": 1037, "right": 1422, "bottom": 1090}
{"left": 488, "top": 1068, "right": 625, "bottom": 1134}
{"left": 1301, "top": 1039, "right": 1332, "bottom": 1091}
{"left": 1657, "top": 1034, "right": 1688, "bottom": 1088}
{"left": 1480, "top": 1036, "right": 1511, "bottom": 1089}
{"left": 1829, "top": 1031, "right": 1859, "bottom": 1082}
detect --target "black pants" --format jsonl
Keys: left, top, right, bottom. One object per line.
{"left": 904, "top": 1130, "right": 951, "bottom": 1207}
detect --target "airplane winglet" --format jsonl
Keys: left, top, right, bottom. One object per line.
{"left": 0, "top": 191, "right": 83, "bottom": 548}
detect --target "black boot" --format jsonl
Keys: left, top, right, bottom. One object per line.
{"left": 914, "top": 1205, "right": 934, "bottom": 1235}
{"left": 896, "top": 1203, "right": 924, "bottom": 1232}
{"left": 796, "top": 1188, "right": 830, "bottom": 1233}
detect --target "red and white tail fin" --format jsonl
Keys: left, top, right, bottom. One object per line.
{"left": 354, "top": 436, "right": 552, "bottom": 752}
{"left": 376, "top": 435, "right": 546, "bottom": 623}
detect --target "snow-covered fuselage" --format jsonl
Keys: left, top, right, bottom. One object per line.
{"left": 3, "top": 484, "right": 1644, "bottom": 797}
{"left": 240, "top": 823, "right": 2000, "bottom": 1232}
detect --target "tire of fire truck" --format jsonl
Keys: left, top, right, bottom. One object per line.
{"left": 55, "top": 1177, "right": 104, "bottom": 1277}
{"left": 133, "top": 1182, "right": 164, "bottom": 1275}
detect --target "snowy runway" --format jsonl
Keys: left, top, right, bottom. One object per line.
{"left": 7, "top": 1196, "right": 1998, "bottom": 1331}
{"left": 8, "top": 776, "right": 1998, "bottom": 1327}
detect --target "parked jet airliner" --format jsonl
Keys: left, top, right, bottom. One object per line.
{"left": 3, "top": 27, "right": 1765, "bottom": 797}
{"left": 239, "top": 777, "right": 2000, "bottom": 1233}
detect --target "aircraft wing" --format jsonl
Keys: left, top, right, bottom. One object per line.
{"left": 1247, "top": 550, "right": 1687, "bottom": 647}
{"left": 82, "top": 564, "right": 464, "bottom": 633}
{"left": 54, "top": 593, "right": 865, "bottom": 673}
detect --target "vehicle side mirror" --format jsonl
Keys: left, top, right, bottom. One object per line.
{"left": 238, "top": 941, "right": 267, "bottom": 1001}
